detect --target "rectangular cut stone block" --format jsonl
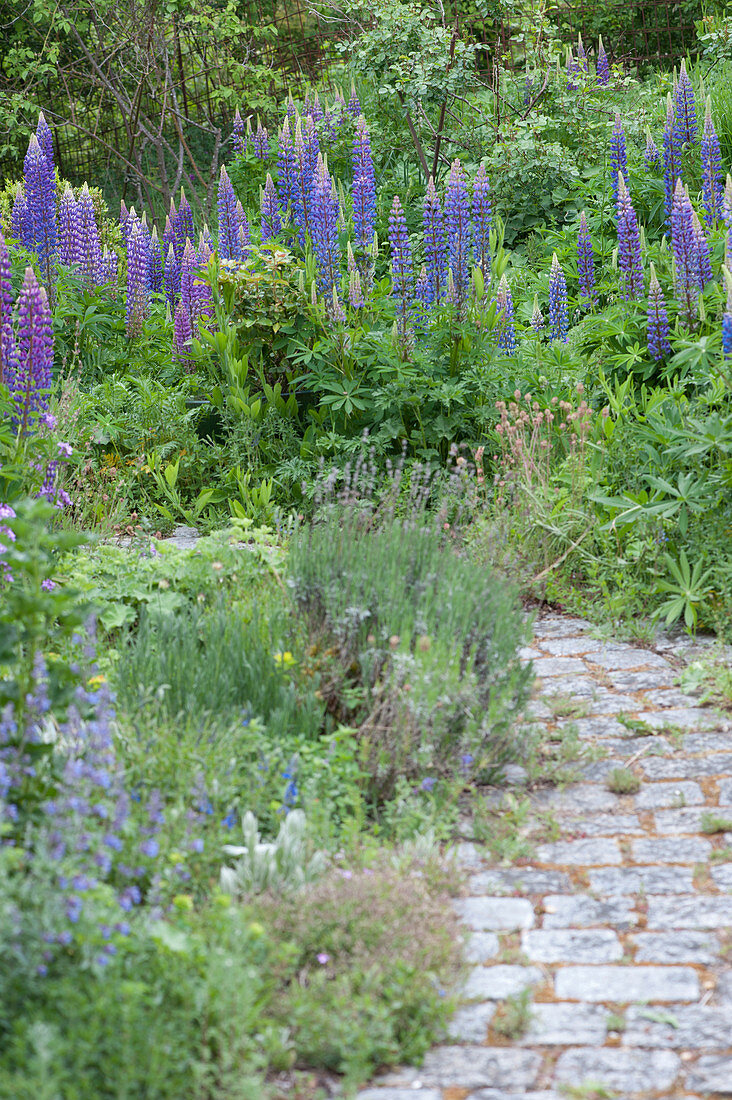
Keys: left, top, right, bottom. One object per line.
{"left": 635, "top": 780, "right": 705, "bottom": 809}
{"left": 588, "top": 649, "right": 671, "bottom": 671}
{"left": 588, "top": 866, "right": 695, "bottom": 896}
{"left": 643, "top": 707, "right": 717, "bottom": 729}
{"left": 538, "top": 676, "right": 597, "bottom": 697}
{"left": 469, "top": 869, "right": 572, "bottom": 896}
{"left": 609, "top": 669, "right": 677, "bottom": 690}
{"left": 535, "top": 838, "right": 621, "bottom": 865}
{"left": 466, "top": 931, "right": 501, "bottom": 963}
{"left": 630, "top": 931, "right": 721, "bottom": 964}
{"left": 642, "top": 753, "right": 732, "bottom": 779}
{"left": 624, "top": 1004, "right": 732, "bottom": 1048}
{"left": 560, "top": 813, "right": 644, "bottom": 837}
{"left": 554, "top": 965, "right": 699, "bottom": 1002}
{"left": 684, "top": 1054, "right": 732, "bottom": 1094}
{"left": 554, "top": 1048, "right": 680, "bottom": 1093}
{"left": 447, "top": 1001, "right": 496, "bottom": 1042}
{"left": 573, "top": 717, "right": 628, "bottom": 739}
{"left": 719, "top": 777, "right": 732, "bottom": 804}
{"left": 532, "top": 657, "right": 587, "bottom": 677}
{"left": 464, "top": 1093, "right": 561, "bottom": 1100}
{"left": 462, "top": 965, "right": 542, "bottom": 1001}
{"left": 586, "top": 692, "right": 640, "bottom": 715}
{"left": 453, "top": 896, "right": 535, "bottom": 931}
{"left": 541, "top": 894, "right": 637, "bottom": 930}
{"left": 358, "top": 1091, "right": 442, "bottom": 1100}
{"left": 519, "top": 1002, "right": 607, "bottom": 1046}
{"left": 654, "top": 808, "right": 710, "bottom": 834}
{"left": 521, "top": 929, "right": 622, "bottom": 963}
{"left": 533, "top": 617, "right": 592, "bottom": 637}
{"left": 419, "top": 1046, "right": 542, "bottom": 1090}
{"left": 684, "top": 731, "right": 732, "bottom": 752}
{"left": 647, "top": 895, "right": 732, "bottom": 929}
{"left": 533, "top": 784, "right": 619, "bottom": 813}
{"left": 542, "top": 636, "right": 605, "bottom": 656}
{"left": 630, "top": 837, "right": 712, "bottom": 862}
{"left": 711, "top": 864, "right": 732, "bottom": 891}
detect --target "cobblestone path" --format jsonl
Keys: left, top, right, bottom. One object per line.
{"left": 360, "top": 614, "right": 732, "bottom": 1100}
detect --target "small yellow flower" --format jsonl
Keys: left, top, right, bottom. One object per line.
{"left": 173, "top": 894, "right": 194, "bottom": 911}
{"left": 87, "top": 674, "right": 107, "bottom": 687}
{"left": 273, "top": 650, "right": 296, "bottom": 668}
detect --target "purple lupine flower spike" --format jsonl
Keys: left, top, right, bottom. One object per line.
{"left": 75, "top": 184, "right": 102, "bottom": 289}
{"left": 548, "top": 253, "right": 569, "bottom": 342}
{"left": 0, "top": 232, "right": 17, "bottom": 389}
{"left": 723, "top": 268, "right": 732, "bottom": 358}
{"left": 120, "top": 200, "right": 129, "bottom": 233}
{"left": 173, "top": 298, "right": 193, "bottom": 365}
{"left": 236, "top": 202, "right": 251, "bottom": 259}
{"left": 277, "top": 117, "right": 300, "bottom": 228}
{"left": 168, "top": 196, "right": 178, "bottom": 254}
{"left": 330, "top": 286, "right": 346, "bottom": 324}
{"left": 23, "top": 133, "right": 57, "bottom": 289}
{"left": 311, "top": 155, "right": 340, "bottom": 294}
{"left": 445, "top": 158, "right": 472, "bottom": 313}
{"left": 423, "top": 176, "right": 447, "bottom": 308}
{"left": 352, "top": 116, "right": 376, "bottom": 252}
{"left": 253, "top": 120, "right": 270, "bottom": 159}
{"left": 58, "top": 185, "right": 77, "bottom": 267}
{"left": 616, "top": 173, "right": 644, "bottom": 300}
{"left": 566, "top": 47, "right": 579, "bottom": 92}
{"left": 647, "top": 262, "right": 671, "bottom": 361}
{"left": 164, "top": 242, "right": 178, "bottom": 312}
{"left": 261, "top": 173, "right": 282, "bottom": 241}
{"left": 287, "top": 92, "right": 297, "bottom": 123}
{"left": 472, "top": 163, "right": 492, "bottom": 288}
{"left": 290, "top": 119, "right": 311, "bottom": 244}
{"left": 701, "top": 96, "right": 724, "bottom": 225}
{"left": 348, "top": 266, "right": 364, "bottom": 309}
{"left": 692, "top": 211, "right": 712, "bottom": 288}
{"left": 531, "top": 295, "right": 544, "bottom": 332}
{"left": 233, "top": 108, "right": 246, "bottom": 156}
{"left": 14, "top": 267, "right": 53, "bottom": 432}
{"left": 671, "top": 178, "right": 698, "bottom": 325}
{"left": 388, "top": 195, "right": 413, "bottom": 342}
{"left": 217, "top": 166, "right": 241, "bottom": 261}
{"left": 179, "top": 238, "right": 198, "bottom": 327}
{"left": 577, "top": 210, "right": 596, "bottom": 301}
{"left": 100, "top": 248, "right": 118, "bottom": 286}
{"left": 176, "top": 190, "right": 194, "bottom": 257}
{"left": 310, "top": 92, "right": 324, "bottom": 124}
{"left": 11, "top": 185, "right": 32, "bottom": 249}
{"left": 663, "top": 95, "right": 682, "bottom": 226}
{"left": 609, "top": 112, "right": 628, "bottom": 209}
{"left": 347, "top": 81, "right": 361, "bottom": 118}
{"left": 125, "top": 221, "right": 150, "bottom": 337}
{"left": 577, "top": 34, "right": 588, "bottom": 73}
{"left": 149, "top": 227, "right": 163, "bottom": 294}
{"left": 596, "top": 35, "right": 610, "bottom": 86}
{"left": 495, "top": 274, "right": 516, "bottom": 353}
{"left": 644, "top": 128, "right": 662, "bottom": 170}
{"left": 674, "top": 58, "right": 698, "bottom": 147}
{"left": 36, "top": 112, "right": 54, "bottom": 174}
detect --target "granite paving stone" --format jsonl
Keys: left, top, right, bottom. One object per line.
{"left": 453, "top": 896, "right": 536, "bottom": 931}
{"left": 585, "top": 692, "right": 642, "bottom": 715}
{"left": 654, "top": 808, "right": 712, "bottom": 834}
{"left": 532, "top": 657, "right": 588, "bottom": 677}
{"left": 608, "top": 669, "right": 678, "bottom": 690}
{"left": 358, "top": 1091, "right": 442, "bottom": 1099}
{"left": 572, "top": 716, "right": 629, "bottom": 738}
{"left": 532, "top": 784, "right": 620, "bottom": 813}
{"left": 554, "top": 1048, "right": 681, "bottom": 1093}
{"left": 634, "top": 780, "right": 705, "bottom": 809}
{"left": 557, "top": 812, "right": 644, "bottom": 836}
{"left": 541, "top": 636, "right": 605, "bottom": 656}
{"left": 683, "top": 731, "right": 732, "bottom": 752}
{"left": 630, "top": 931, "right": 721, "bottom": 964}
{"left": 586, "top": 649, "right": 671, "bottom": 671}
{"left": 630, "top": 836, "right": 712, "bottom": 862}
{"left": 462, "top": 965, "right": 542, "bottom": 1001}
{"left": 554, "top": 965, "right": 699, "bottom": 1002}
{"left": 418, "top": 1047, "right": 542, "bottom": 1089}
{"left": 519, "top": 1003, "right": 608, "bottom": 1046}
{"left": 641, "top": 752, "right": 732, "bottom": 778}
{"left": 623, "top": 1004, "right": 732, "bottom": 1048}
{"left": 465, "top": 932, "right": 501, "bottom": 962}
{"left": 541, "top": 894, "right": 638, "bottom": 929}
{"left": 710, "top": 863, "right": 732, "bottom": 891}
{"left": 535, "top": 837, "right": 621, "bottom": 865}
{"left": 588, "top": 865, "right": 695, "bottom": 895}
{"left": 719, "top": 777, "right": 732, "bottom": 804}
{"left": 447, "top": 1002, "right": 497, "bottom": 1042}
{"left": 521, "top": 928, "right": 622, "bottom": 963}
{"left": 468, "top": 869, "right": 572, "bottom": 895}
{"left": 641, "top": 707, "right": 718, "bottom": 729}
{"left": 646, "top": 895, "right": 732, "bottom": 929}
{"left": 684, "top": 1055, "right": 732, "bottom": 1094}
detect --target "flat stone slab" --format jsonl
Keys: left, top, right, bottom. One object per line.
{"left": 541, "top": 636, "right": 605, "bottom": 656}
{"left": 521, "top": 928, "right": 622, "bottom": 963}
{"left": 559, "top": 812, "right": 644, "bottom": 836}
{"left": 711, "top": 863, "right": 732, "bottom": 891}
{"left": 643, "top": 688, "right": 703, "bottom": 707}
{"left": 588, "top": 649, "right": 671, "bottom": 671}
{"left": 646, "top": 895, "right": 732, "bottom": 929}
{"left": 554, "top": 965, "right": 699, "bottom": 1002}
{"left": 630, "top": 836, "right": 712, "bottom": 862}
{"left": 537, "top": 676, "right": 597, "bottom": 697}
{"left": 630, "top": 931, "right": 721, "bottom": 964}
{"left": 535, "top": 837, "right": 621, "bottom": 865}
{"left": 609, "top": 669, "right": 678, "bottom": 690}
{"left": 654, "top": 808, "right": 712, "bottom": 834}
{"left": 585, "top": 692, "right": 641, "bottom": 715}
{"left": 719, "top": 777, "right": 732, "bottom": 804}
{"left": 447, "top": 1001, "right": 496, "bottom": 1042}
{"left": 453, "top": 896, "right": 535, "bottom": 931}
{"left": 358, "top": 1091, "right": 442, "bottom": 1100}
{"left": 642, "top": 707, "right": 718, "bottom": 729}
{"left": 624, "top": 1003, "right": 732, "bottom": 1048}
{"left": 641, "top": 752, "right": 732, "bottom": 779}
{"left": 532, "top": 784, "right": 620, "bottom": 813}
{"left": 464, "top": 1093, "right": 561, "bottom": 1100}
{"left": 684, "top": 1054, "right": 732, "bottom": 1094}
{"left": 635, "top": 780, "right": 705, "bottom": 809}
{"left": 684, "top": 731, "right": 732, "bottom": 752}
{"left": 462, "top": 965, "right": 542, "bottom": 1001}
{"left": 554, "top": 1047, "right": 680, "bottom": 1093}
{"left": 541, "top": 894, "right": 638, "bottom": 930}
{"left": 465, "top": 932, "right": 501, "bottom": 963}
{"left": 419, "top": 1046, "right": 542, "bottom": 1090}
{"left": 588, "top": 865, "right": 695, "bottom": 895}
{"left": 469, "top": 869, "right": 572, "bottom": 895}
{"left": 573, "top": 717, "right": 629, "bottom": 738}
{"left": 532, "top": 657, "right": 587, "bottom": 677}
{"left": 520, "top": 1003, "right": 608, "bottom": 1046}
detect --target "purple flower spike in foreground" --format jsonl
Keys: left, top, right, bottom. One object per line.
{"left": 233, "top": 108, "right": 246, "bottom": 156}
{"left": 164, "top": 243, "right": 178, "bottom": 312}
{"left": 36, "top": 112, "right": 55, "bottom": 175}
{"left": 674, "top": 58, "right": 698, "bottom": 147}
{"left": 347, "top": 81, "right": 361, "bottom": 118}
{"left": 671, "top": 178, "right": 698, "bottom": 325}
{"left": 644, "top": 128, "right": 662, "bottom": 171}
{"left": 472, "top": 163, "right": 492, "bottom": 287}
{"left": 548, "top": 252, "right": 569, "bottom": 343}
{"left": 348, "top": 266, "right": 364, "bottom": 309}
{"left": 0, "top": 233, "right": 17, "bottom": 388}
{"left": 149, "top": 228, "right": 163, "bottom": 294}
{"left": 609, "top": 112, "right": 628, "bottom": 209}
{"left": 352, "top": 116, "right": 376, "bottom": 252}
{"left": 530, "top": 295, "right": 544, "bottom": 332}
{"left": 616, "top": 174, "right": 644, "bottom": 301}
{"left": 445, "top": 158, "right": 472, "bottom": 312}
{"left": 236, "top": 203, "right": 251, "bottom": 260}
{"left": 253, "top": 121, "right": 270, "bottom": 159}
{"left": 14, "top": 267, "right": 53, "bottom": 431}
{"left": 723, "top": 268, "right": 732, "bottom": 358}
{"left": 577, "top": 211, "right": 595, "bottom": 301}
{"left": 596, "top": 35, "right": 610, "bottom": 86}
{"left": 75, "top": 184, "right": 102, "bottom": 289}
{"left": 176, "top": 190, "right": 194, "bottom": 257}
{"left": 388, "top": 195, "right": 413, "bottom": 339}
{"left": 701, "top": 97, "right": 724, "bottom": 225}
{"left": 423, "top": 176, "right": 447, "bottom": 308}
{"left": 11, "top": 185, "right": 32, "bottom": 250}
{"left": 277, "top": 117, "right": 300, "bottom": 223}
{"left": 24, "top": 133, "right": 57, "bottom": 287}
{"left": 217, "top": 166, "right": 241, "bottom": 261}
{"left": 58, "top": 186, "right": 76, "bottom": 267}
{"left": 125, "top": 221, "right": 150, "bottom": 337}
{"left": 495, "top": 274, "right": 516, "bottom": 353}
{"left": 663, "top": 95, "right": 682, "bottom": 225}
{"left": 310, "top": 156, "right": 340, "bottom": 295}
{"left": 647, "top": 263, "right": 671, "bottom": 361}
{"left": 261, "top": 173, "right": 282, "bottom": 242}
{"left": 100, "top": 248, "right": 118, "bottom": 286}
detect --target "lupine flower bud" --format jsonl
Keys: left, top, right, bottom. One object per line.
{"left": 287, "top": 92, "right": 297, "bottom": 123}
{"left": 531, "top": 294, "right": 544, "bottom": 331}
{"left": 253, "top": 120, "right": 269, "bottom": 159}
{"left": 164, "top": 242, "right": 178, "bottom": 312}
{"left": 217, "top": 166, "right": 242, "bottom": 260}
{"left": 577, "top": 211, "right": 596, "bottom": 301}
{"left": 495, "top": 274, "right": 516, "bottom": 353}
{"left": 173, "top": 298, "right": 193, "bottom": 365}
{"left": 352, "top": 116, "right": 376, "bottom": 253}
{"left": 692, "top": 211, "right": 712, "bottom": 289}
{"left": 75, "top": 184, "right": 102, "bottom": 289}
{"left": 671, "top": 178, "right": 698, "bottom": 324}
{"left": 596, "top": 35, "right": 610, "bottom": 86}
{"left": 277, "top": 117, "right": 300, "bottom": 227}
{"left": 701, "top": 97, "right": 723, "bottom": 225}
{"left": 663, "top": 95, "right": 682, "bottom": 225}
{"left": 472, "top": 163, "right": 492, "bottom": 287}
{"left": 549, "top": 253, "right": 569, "bottom": 342}
{"left": 14, "top": 266, "right": 53, "bottom": 431}
{"left": 647, "top": 262, "right": 671, "bottom": 361}
{"left": 0, "top": 232, "right": 17, "bottom": 388}
{"left": 348, "top": 266, "right": 364, "bottom": 309}
{"left": 58, "top": 186, "right": 77, "bottom": 267}
{"left": 125, "top": 221, "right": 150, "bottom": 337}
{"left": 261, "top": 173, "right": 282, "bottom": 242}
{"left": 149, "top": 227, "right": 163, "bottom": 294}
{"left": 616, "top": 174, "right": 644, "bottom": 300}
{"left": 609, "top": 112, "right": 628, "bottom": 208}
{"left": 100, "top": 248, "right": 118, "bottom": 286}
{"left": 347, "top": 81, "right": 361, "bottom": 118}
{"left": 36, "top": 112, "right": 55, "bottom": 176}
{"left": 415, "top": 265, "right": 429, "bottom": 320}
{"left": 445, "top": 158, "right": 472, "bottom": 313}
{"left": 11, "top": 185, "right": 32, "bottom": 249}
{"left": 723, "top": 266, "right": 732, "bottom": 358}
{"left": 24, "top": 133, "right": 57, "bottom": 288}
{"left": 233, "top": 108, "right": 246, "bottom": 156}
{"left": 566, "top": 47, "right": 579, "bottom": 92}
{"left": 644, "top": 128, "right": 662, "bottom": 170}
{"left": 577, "top": 34, "right": 587, "bottom": 73}
{"left": 120, "top": 200, "right": 129, "bottom": 233}
{"left": 423, "top": 176, "right": 447, "bottom": 307}
{"left": 673, "top": 59, "right": 697, "bottom": 147}
{"left": 176, "top": 190, "right": 194, "bottom": 257}
{"left": 236, "top": 203, "right": 251, "bottom": 260}
{"left": 330, "top": 286, "right": 346, "bottom": 324}
{"left": 388, "top": 195, "right": 413, "bottom": 339}
{"left": 310, "top": 92, "right": 324, "bottom": 124}
{"left": 311, "top": 155, "right": 340, "bottom": 294}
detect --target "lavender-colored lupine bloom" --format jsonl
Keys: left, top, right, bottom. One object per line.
{"left": 23, "top": 133, "right": 57, "bottom": 286}
{"left": 119, "top": 200, "right": 129, "bottom": 233}
{"left": 472, "top": 163, "right": 492, "bottom": 286}
{"left": 233, "top": 108, "right": 246, "bottom": 156}
{"left": 100, "top": 248, "right": 118, "bottom": 286}
{"left": 566, "top": 47, "right": 579, "bottom": 91}
{"left": 277, "top": 117, "right": 300, "bottom": 225}
{"left": 286, "top": 92, "right": 297, "bottom": 123}
{"left": 173, "top": 298, "right": 193, "bottom": 363}
{"left": 14, "top": 267, "right": 53, "bottom": 431}
{"left": 261, "top": 173, "right": 282, "bottom": 241}
{"left": 723, "top": 268, "right": 732, "bottom": 358}
{"left": 236, "top": 202, "right": 251, "bottom": 260}
{"left": 179, "top": 239, "right": 198, "bottom": 328}
{"left": 388, "top": 195, "right": 413, "bottom": 338}
{"left": 347, "top": 81, "right": 362, "bottom": 118}
{"left": 647, "top": 262, "right": 671, "bottom": 360}
{"left": 330, "top": 287, "right": 346, "bottom": 324}
{"left": 162, "top": 215, "right": 177, "bottom": 285}
{"left": 310, "top": 92, "right": 324, "bottom": 124}
{"left": 663, "top": 96, "right": 682, "bottom": 226}
{"left": 674, "top": 58, "right": 698, "bottom": 147}
{"left": 701, "top": 97, "right": 724, "bottom": 224}
{"left": 58, "top": 186, "right": 77, "bottom": 267}
{"left": 423, "top": 176, "right": 447, "bottom": 307}
{"left": 671, "top": 178, "right": 698, "bottom": 324}
{"left": 348, "top": 266, "right": 364, "bottom": 309}
{"left": 577, "top": 210, "right": 595, "bottom": 300}
{"left": 548, "top": 253, "right": 569, "bottom": 342}
{"left": 692, "top": 211, "right": 712, "bottom": 288}
{"left": 352, "top": 116, "right": 376, "bottom": 251}
{"left": 0, "top": 233, "right": 17, "bottom": 388}
{"left": 167, "top": 197, "right": 178, "bottom": 254}
{"left": 644, "top": 128, "right": 662, "bottom": 170}
{"left": 125, "top": 221, "right": 150, "bottom": 337}
{"left": 609, "top": 112, "right": 628, "bottom": 208}
{"left": 36, "top": 112, "right": 54, "bottom": 176}
{"left": 531, "top": 294, "right": 544, "bottom": 332}
{"left": 304, "top": 115, "right": 320, "bottom": 183}
{"left": 577, "top": 34, "right": 588, "bottom": 73}
{"left": 291, "top": 119, "right": 311, "bottom": 244}
{"left": 253, "top": 121, "right": 269, "bottom": 159}
{"left": 414, "top": 265, "right": 429, "bottom": 328}
{"left": 495, "top": 274, "right": 516, "bottom": 353}
{"left": 217, "top": 166, "right": 242, "bottom": 261}
{"left": 11, "top": 185, "right": 32, "bottom": 249}
{"left": 75, "top": 184, "right": 102, "bottom": 288}
{"left": 149, "top": 227, "right": 163, "bottom": 294}
{"left": 597, "top": 35, "right": 610, "bottom": 86}
{"left": 176, "top": 190, "right": 194, "bottom": 258}
{"left": 310, "top": 156, "right": 340, "bottom": 294}
{"left": 616, "top": 173, "right": 644, "bottom": 300}
{"left": 445, "top": 159, "right": 471, "bottom": 311}
{"left": 164, "top": 242, "right": 178, "bottom": 312}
